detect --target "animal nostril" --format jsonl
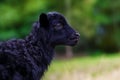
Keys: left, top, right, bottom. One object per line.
{"left": 75, "top": 33, "right": 80, "bottom": 37}
{"left": 71, "top": 33, "right": 80, "bottom": 39}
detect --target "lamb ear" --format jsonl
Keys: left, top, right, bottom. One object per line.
{"left": 39, "top": 13, "right": 49, "bottom": 29}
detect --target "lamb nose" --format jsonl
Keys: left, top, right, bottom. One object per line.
{"left": 75, "top": 33, "right": 80, "bottom": 37}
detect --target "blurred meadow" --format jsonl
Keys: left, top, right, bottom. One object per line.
{"left": 0, "top": 0, "right": 120, "bottom": 80}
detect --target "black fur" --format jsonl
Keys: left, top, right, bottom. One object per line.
{"left": 0, "top": 12, "right": 80, "bottom": 80}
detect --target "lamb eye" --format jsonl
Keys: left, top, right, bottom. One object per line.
{"left": 54, "top": 23, "right": 63, "bottom": 30}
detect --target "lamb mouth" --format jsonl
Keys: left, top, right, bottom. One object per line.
{"left": 67, "top": 37, "right": 79, "bottom": 46}
{"left": 69, "top": 37, "right": 79, "bottom": 42}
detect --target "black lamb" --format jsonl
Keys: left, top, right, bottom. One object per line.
{"left": 0, "top": 12, "right": 80, "bottom": 80}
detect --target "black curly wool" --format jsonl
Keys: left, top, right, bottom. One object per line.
{"left": 0, "top": 12, "right": 80, "bottom": 80}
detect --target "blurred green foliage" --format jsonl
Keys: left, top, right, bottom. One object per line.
{"left": 0, "top": 0, "right": 120, "bottom": 53}
{"left": 95, "top": 0, "right": 120, "bottom": 52}
{"left": 0, "top": 0, "right": 49, "bottom": 40}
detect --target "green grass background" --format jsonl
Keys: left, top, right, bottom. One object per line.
{"left": 43, "top": 53, "right": 120, "bottom": 80}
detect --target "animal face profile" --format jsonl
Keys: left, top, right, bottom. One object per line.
{"left": 35, "top": 12, "right": 80, "bottom": 47}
